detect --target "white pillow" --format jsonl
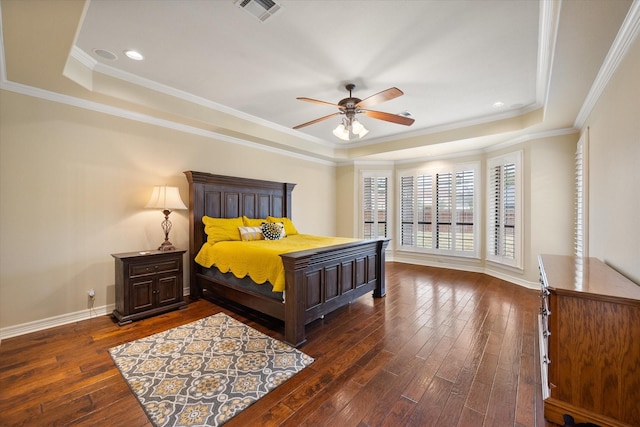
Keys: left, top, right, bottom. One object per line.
{"left": 238, "top": 226, "right": 264, "bottom": 241}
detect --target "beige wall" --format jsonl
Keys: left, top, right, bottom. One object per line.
{"left": 526, "top": 134, "right": 577, "bottom": 275}
{"left": 584, "top": 36, "right": 640, "bottom": 283}
{"left": 0, "top": 90, "right": 337, "bottom": 333}
{"left": 335, "top": 163, "right": 357, "bottom": 237}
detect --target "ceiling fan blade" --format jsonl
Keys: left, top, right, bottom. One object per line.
{"left": 297, "top": 97, "right": 344, "bottom": 109}
{"left": 362, "top": 110, "right": 415, "bottom": 126}
{"left": 293, "top": 112, "right": 341, "bottom": 129}
{"left": 356, "top": 87, "right": 404, "bottom": 109}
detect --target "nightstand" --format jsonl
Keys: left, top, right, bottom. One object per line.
{"left": 111, "top": 250, "right": 187, "bottom": 325}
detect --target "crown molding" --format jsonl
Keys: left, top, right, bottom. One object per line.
{"left": 483, "top": 127, "right": 578, "bottom": 153}
{"left": 574, "top": 0, "right": 640, "bottom": 128}
{"left": 0, "top": 78, "right": 335, "bottom": 166}
{"left": 69, "top": 47, "right": 332, "bottom": 147}
{"left": 537, "top": 0, "right": 561, "bottom": 106}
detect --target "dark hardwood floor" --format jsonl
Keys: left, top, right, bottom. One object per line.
{"left": 0, "top": 262, "right": 553, "bottom": 426}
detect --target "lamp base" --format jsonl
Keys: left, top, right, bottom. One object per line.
{"left": 158, "top": 210, "right": 177, "bottom": 251}
{"left": 158, "top": 241, "right": 177, "bottom": 251}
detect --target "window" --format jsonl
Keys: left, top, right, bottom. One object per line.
{"left": 362, "top": 173, "right": 389, "bottom": 239}
{"left": 487, "top": 151, "right": 522, "bottom": 268}
{"left": 399, "top": 163, "right": 479, "bottom": 257}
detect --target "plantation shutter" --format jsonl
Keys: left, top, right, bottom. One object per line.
{"left": 487, "top": 163, "right": 515, "bottom": 259}
{"left": 456, "top": 170, "right": 475, "bottom": 252}
{"left": 417, "top": 174, "right": 433, "bottom": 248}
{"left": 376, "top": 177, "right": 388, "bottom": 238}
{"left": 400, "top": 176, "right": 414, "bottom": 246}
{"left": 363, "top": 177, "right": 374, "bottom": 239}
{"left": 502, "top": 163, "right": 516, "bottom": 259}
{"left": 436, "top": 173, "right": 452, "bottom": 250}
{"left": 488, "top": 165, "right": 501, "bottom": 256}
{"left": 400, "top": 165, "right": 478, "bottom": 257}
{"left": 575, "top": 130, "right": 589, "bottom": 257}
{"left": 487, "top": 151, "right": 522, "bottom": 268}
{"left": 362, "top": 175, "right": 388, "bottom": 239}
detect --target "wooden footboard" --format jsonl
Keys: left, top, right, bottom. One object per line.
{"left": 193, "top": 238, "right": 389, "bottom": 347}
{"left": 281, "top": 238, "right": 389, "bottom": 346}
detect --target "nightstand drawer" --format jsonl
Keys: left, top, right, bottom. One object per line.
{"left": 129, "top": 259, "right": 180, "bottom": 277}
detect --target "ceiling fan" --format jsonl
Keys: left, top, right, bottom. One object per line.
{"left": 293, "top": 84, "right": 415, "bottom": 140}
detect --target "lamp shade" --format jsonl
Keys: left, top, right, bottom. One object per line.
{"left": 352, "top": 120, "right": 369, "bottom": 138}
{"left": 332, "top": 124, "right": 350, "bottom": 141}
{"left": 351, "top": 120, "right": 364, "bottom": 134}
{"left": 145, "top": 186, "right": 187, "bottom": 210}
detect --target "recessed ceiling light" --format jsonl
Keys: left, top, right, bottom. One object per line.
{"left": 492, "top": 101, "right": 505, "bottom": 108}
{"left": 124, "top": 50, "right": 144, "bottom": 61}
{"left": 92, "top": 48, "right": 117, "bottom": 60}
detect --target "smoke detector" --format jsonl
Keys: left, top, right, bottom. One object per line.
{"left": 234, "top": 0, "right": 282, "bottom": 22}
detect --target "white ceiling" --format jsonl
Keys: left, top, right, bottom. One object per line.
{"left": 75, "top": 0, "right": 540, "bottom": 145}
{"left": 1, "top": 0, "right": 635, "bottom": 161}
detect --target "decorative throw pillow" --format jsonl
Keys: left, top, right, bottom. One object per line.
{"left": 202, "top": 216, "right": 243, "bottom": 244}
{"left": 261, "top": 222, "right": 284, "bottom": 240}
{"left": 238, "top": 226, "right": 264, "bottom": 241}
{"left": 267, "top": 216, "right": 298, "bottom": 235}
{"left": 273, "top": 221, "right": 286, "bottom": 238}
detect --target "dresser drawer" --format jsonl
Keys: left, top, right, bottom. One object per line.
{"left": 129, "top": 259, "right": 180, "bottom": 277}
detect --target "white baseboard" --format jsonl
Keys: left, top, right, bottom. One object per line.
{"left": 0, "top": 287, "right": 192, "bottom": 342}
{"left": 391, "top": 256, "right": 539, "bottom": 290}
{"left": 0, "top": 303, "right": 115, "bottom": 341}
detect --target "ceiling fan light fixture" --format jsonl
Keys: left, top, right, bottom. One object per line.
{"left": 351, "top": 119, "right": 364, "bottom": 134}
{"left": 351, "top": 119, "right": 369, "bottom": 138}
{"left": 333, "top": 123, "right": 350, "bottom": 141}
{"left": 357, "top": 127, "right": 369, "bottom": 138}
{"left": 294, "top": 84, "right": 413, "bottom": 138}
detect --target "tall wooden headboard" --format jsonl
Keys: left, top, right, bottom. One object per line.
{"left": 183, "top": 171, "right": 296, "bottom": 296}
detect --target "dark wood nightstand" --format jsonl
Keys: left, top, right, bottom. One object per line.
{"left": 111, "top": 249, "right": 187, "bottom": 325}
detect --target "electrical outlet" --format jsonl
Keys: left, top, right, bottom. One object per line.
{"left": 88, "top": 288, "right": 95, "bottom": 298}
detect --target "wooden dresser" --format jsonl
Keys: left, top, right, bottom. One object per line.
{"left": 538, "top": 254, "right": 640, "bottom": 427}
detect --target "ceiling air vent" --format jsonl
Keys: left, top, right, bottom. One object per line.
{"left": 234, "top": 0, "right": 282, "bottom": 22}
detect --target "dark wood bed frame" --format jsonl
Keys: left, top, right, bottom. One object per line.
{"left": 184, "top": 171, "right": 389, "bottom": 347}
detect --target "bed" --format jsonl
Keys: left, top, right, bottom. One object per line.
{"left": 184, "top": 171, "right": 389, "bottom": 347}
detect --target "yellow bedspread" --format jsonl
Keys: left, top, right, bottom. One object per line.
{"left": 194, "top": 234, "right": 359, "bottom": 292}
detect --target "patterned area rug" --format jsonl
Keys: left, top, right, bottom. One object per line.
{"left": 109, "top": 313, "right": 314, "bottom": 427}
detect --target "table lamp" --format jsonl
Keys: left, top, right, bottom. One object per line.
{"left": 146, "top": 185, "right": 187, "bottom": 251}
